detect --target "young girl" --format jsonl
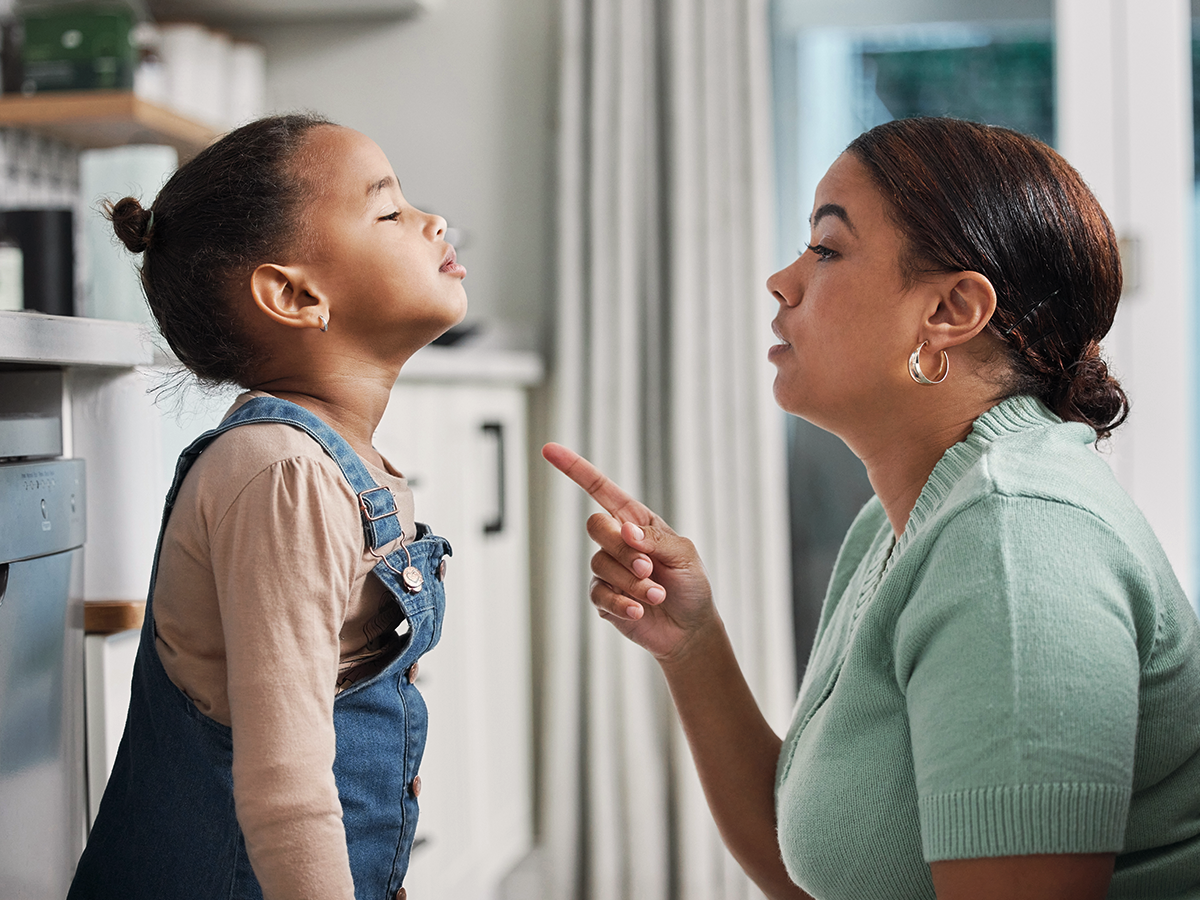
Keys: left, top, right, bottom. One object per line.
{"left": 67, "top": 115, "right": 467, "bottom": 900}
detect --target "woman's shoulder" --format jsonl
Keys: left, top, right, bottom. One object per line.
{"left": 929, "top": 396, "right": 1146, "bottom": 543}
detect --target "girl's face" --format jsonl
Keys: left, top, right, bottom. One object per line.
{"left": 766, "top": 153, "right": 932, "bottom": 436}
{"left": 294, "top": 126, "right": 467, "bottom": 354}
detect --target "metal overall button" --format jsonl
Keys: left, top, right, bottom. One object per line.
{"left": 401, "top": 564, "right": 424, "bottom": 593}
{"left": 359, "top": 486, "right": 424, "bottom": 593}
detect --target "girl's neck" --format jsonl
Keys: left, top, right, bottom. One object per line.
{"left": 252, "top": 369, "right": 397, "bottom": 468}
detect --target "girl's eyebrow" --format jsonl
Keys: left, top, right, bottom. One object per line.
{"left": 366, "top": 176, "right": 401, "bottom": 198}
{"left": 810, "top": 203, "right": 856, "bottom": 235}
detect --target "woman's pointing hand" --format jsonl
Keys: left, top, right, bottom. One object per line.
{"left": 542, "top": 442, "right": 718, "bottom": 663}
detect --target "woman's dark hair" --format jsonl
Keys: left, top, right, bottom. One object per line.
{"left": 107, "top": 113, "right": 332, "bottom": 386}
{"left": 846, "top": 117, "right": 1128, "bottom": 439}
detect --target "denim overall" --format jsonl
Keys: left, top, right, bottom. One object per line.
{"left": 68, "top": 396, "right": 450, "bottom": 900}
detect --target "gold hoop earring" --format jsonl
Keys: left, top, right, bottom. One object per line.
{"left": 318, "top": 314, "right": 329, "bottom": 333}
{"left": 908, "top": 341, "right": 948, "bottom": 385}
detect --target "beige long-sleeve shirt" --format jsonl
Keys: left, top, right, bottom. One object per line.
{"left": 151, "top": 393, "right": 416, "bottom": 900}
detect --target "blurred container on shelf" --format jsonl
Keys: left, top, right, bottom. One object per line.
{"left": 1, "top": 3, "right": 21, "bottom": 95}
{"left": 227, "top": 38, "right": 263, "bottom": 125}
{"left": 0, "top": 207, "right": 73, "bottom": 315}
{"left": 18, "top": 1, "right": 138, "bottom": 93}
{"left": 130, "top": 19, "right": 164, "bottom": 104}
{"left": 78, "top": 142, "right": 175, "bottom": 322}
{"left": 0, "top": 229, "right": 22, "bottom": 311}
{"left": 155, "top": 21, "right": 261, "bottom": 129}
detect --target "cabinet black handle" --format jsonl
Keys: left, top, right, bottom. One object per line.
{"left": 482, "top": 421, "right": 505, "bottom": 535}
{"left": 0, "top": 562, "right": 8, "bottom": 607}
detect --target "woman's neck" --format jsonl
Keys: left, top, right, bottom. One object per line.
{"left": 851, "top": 395, "right": 994, "bottom": 538}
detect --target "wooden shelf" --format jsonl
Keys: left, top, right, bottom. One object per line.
{"left": 85, "top": 600, "right": 146, "bottom": 635}
{"left": 0, "top": 91, "right": 217, "bottom": 161}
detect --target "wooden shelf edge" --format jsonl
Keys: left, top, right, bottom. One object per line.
{"left": 0, "top": 91, "right": 218, "bottom": 161}
{"left": 85, "top": 599, "right": 146, "bottom": 635}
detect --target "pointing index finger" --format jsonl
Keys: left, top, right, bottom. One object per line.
{"left": 541, "top": 442, "right": 654, "bottom": 526}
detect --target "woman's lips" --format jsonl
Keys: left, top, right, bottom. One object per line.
{"left": 440, "top": 246, "right": 466, "bottom": 278}
{"left": 768, "top": 321, "right": 790, "bottom": 361}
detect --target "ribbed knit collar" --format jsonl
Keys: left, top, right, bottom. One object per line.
{"left": 896, "top": 395, "right": 1062, "bottom": 557}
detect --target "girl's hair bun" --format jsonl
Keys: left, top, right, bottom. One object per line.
{"left": 106, "top": 196, "right": 154, "bottom": 254}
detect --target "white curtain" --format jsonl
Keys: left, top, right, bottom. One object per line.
{"left": 536, "top": 0, "right": 795, "bottom": 897}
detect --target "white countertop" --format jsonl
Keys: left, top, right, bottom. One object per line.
{"left": 0, "top": 311, "right": 154, "bottom": 368}
{"left": 0, "top": 311, "right": 543, "bottom": 384}
{"left": 398, "top": 344, "right": 543, "bottom": 385}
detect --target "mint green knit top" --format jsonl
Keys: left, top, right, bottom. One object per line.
{"left": 775, "top": 396, "right": 1200, "bottom": 899}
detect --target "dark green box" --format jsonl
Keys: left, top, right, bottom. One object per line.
{"left": 19, "top": 2, "right": 136, "bottom": 93}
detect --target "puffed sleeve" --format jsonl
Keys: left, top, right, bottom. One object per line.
{"left": 894, "top": 494, "right": 1147, "bottom": 862}
{"left": 210, "top": 455, "right": 359, "bottom": 900}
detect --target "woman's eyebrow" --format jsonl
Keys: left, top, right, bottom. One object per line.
{"left": 810, "top": 203, "right": 856, "bottom": 235}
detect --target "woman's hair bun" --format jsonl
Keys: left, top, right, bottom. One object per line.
{"left": 1059, "top": 342, "right": 1129, "bottom": 441}
{"left": 106, "top": 196, "right": 154, "bottom": 254}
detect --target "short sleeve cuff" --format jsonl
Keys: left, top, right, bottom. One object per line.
{"left": 919, "top": 783, "right": 1131, "bottom": 861}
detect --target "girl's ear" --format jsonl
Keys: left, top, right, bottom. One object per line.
{"left": 920, "top": 270, "right": 997, "bottom": 353}
{"left": 249, "top": 263, "right": 328, "bottom": 331}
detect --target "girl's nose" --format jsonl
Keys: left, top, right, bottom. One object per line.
{"left": 428, "top": 212, "right": 447, "bottom": 239}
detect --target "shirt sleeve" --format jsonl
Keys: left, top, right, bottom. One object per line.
{"left": 894, "top": 494, "right": 1145, "bottom": 862}
{"left": 209, "top": 455, "right": 359, "bottom": 900}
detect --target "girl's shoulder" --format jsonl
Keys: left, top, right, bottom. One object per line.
{"left": 177, "top": 412, "right": 360, "bottom": 543}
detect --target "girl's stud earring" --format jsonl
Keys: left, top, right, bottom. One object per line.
{"left": 318, "top": 314, "right": 329, "bottom": 333}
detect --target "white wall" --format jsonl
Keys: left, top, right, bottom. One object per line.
{"left": 241, "top": 0, "right": 558, "bottom": 353}
{"left": 1057, "top": 0, "right": 1196, "bottom": 603}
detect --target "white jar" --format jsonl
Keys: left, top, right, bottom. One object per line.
{"left": 0, "top": 237, "right": 23, "bottom": 311}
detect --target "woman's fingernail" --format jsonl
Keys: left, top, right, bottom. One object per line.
{"left": 647, "top": 586, "right": 666, "bottom": 603}
{"left": 626, "top": 602, "right": 643, "bottom": 620}
{"left": 628, "top": 524, "right": 644, "bottom": 541}
{"left": 632, "top": 558, "right": 652, "bottom": 578}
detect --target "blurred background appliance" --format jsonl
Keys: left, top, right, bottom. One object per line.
{"left": 0, "top": 367, "right": 87, "bottom": 899}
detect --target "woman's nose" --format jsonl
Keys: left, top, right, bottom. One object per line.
{"left": 766, "top": 258, "right": 803, "bottom": 307}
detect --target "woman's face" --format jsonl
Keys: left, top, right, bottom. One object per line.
{"left": 767, "top": 152, "right": 929, "bottom": 434}
{"left": 292, "top": 126, "right": 468, "bottom": 353}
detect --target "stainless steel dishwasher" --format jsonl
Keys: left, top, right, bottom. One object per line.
{"left": 0, "top": 451, "right": 87, "bottom": 894}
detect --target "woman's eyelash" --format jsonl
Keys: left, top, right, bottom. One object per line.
{"left": 804, "top": 243, "right": 836, "bottom": 261}
{"left": 380, "top": 211, "right": 401, "bottom": 221}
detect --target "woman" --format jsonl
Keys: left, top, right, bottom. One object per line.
{"left": 543, "top": 118, "right": 1200, "bottom": 899}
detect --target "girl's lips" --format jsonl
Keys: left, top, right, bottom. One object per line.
{"left": 440, "top": 246, "right": 466, "bottom": 277}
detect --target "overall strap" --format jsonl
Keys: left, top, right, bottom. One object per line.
{"left": 164, "top": 395, "right": 404, "bottom": 551}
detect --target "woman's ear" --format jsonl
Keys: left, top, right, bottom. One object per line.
{"left": 249, "top": 263, "right": 327, "bottom": 331}
{"left": 921, "top": 270, "right": 997, "bottom": 352}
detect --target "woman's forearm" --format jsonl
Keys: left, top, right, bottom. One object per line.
{"left": 659, "top": 618, "right": 813, "bottom": 900}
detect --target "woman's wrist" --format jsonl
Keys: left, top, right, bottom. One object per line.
{"left": 657, "top": 606, "right": 728, "bottom": 676}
